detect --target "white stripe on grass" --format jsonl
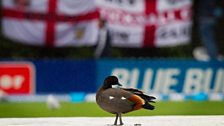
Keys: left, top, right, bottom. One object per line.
{"left": 0, "top": 116, "right": 223, "bottom": 126}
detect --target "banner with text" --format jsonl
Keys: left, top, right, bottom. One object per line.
{"left": 97, "top": 60, "right": 224, "bottom": 94}
{"left": 1, "top": 60, "right": 223, "bottom": 97}
{"left": 0, "top": 62, "right": 35, "bottom": 95}
{"left": 97, "top": 0, "right": 192, "bottom": 47}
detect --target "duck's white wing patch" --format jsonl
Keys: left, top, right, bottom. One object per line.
{"left": 109, "top": 96, "right": 115, "bottom": 100}
{"left": 121, "top": 97, "right": 126, "bottom": 100}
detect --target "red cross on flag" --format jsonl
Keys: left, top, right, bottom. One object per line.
{"left": 2, "top": 0, "right": 100, "bottom": 47}
{"left": 97, "top": 0, "right": 192, "bottom": 47}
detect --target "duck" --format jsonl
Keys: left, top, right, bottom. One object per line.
{"left": 96, "top": 76, "right": 156, "bottom": 125}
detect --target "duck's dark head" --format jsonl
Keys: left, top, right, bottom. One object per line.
{"left": 102, "top": 76, "right": 122, "bottom": 89}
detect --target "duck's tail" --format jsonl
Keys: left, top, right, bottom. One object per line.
{"left": 123, "top": 88, "right": 156, "bottom": 110}
{"left": 138, "top": 94, "right": 156, "bottom": 110}
{"left": 142, "top": 101, "right": 155, "bottom": 110}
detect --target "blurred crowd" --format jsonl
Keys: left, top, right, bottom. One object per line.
{"left": 194, "top": 0, "right": 224, "bottom": 61}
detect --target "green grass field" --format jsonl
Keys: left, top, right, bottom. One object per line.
{"left": 0, "top": 101, "right": 224, "bottom": 118}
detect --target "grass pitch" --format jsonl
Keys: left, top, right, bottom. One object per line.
{"left": 0, "top": 101, "right": 223, "bottom": 118}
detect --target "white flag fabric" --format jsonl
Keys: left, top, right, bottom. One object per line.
{"left": 96, "top": 0, "right": 192, "bottom": 47}
{"left": 2, "top": 0, "right": 99, "bottom": 47}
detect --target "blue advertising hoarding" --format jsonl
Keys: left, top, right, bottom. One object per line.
{"left": 97, "top": 59, "right": 224, "bottom": 94}
{"left": 1, "top": 59, "right": 223, "bottom": 96}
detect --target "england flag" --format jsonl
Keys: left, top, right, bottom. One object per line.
{"left": 2, "top": 0, "right": 99, "bottom": 47}
{"left": 97, "top": 0, "right": 192, "bottom": 47}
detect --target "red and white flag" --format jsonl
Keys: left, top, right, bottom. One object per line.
{"left": 97, "top": 0, "right": 192, "bottom": 47}
{"left": 2, "top": 0, "right": 99, "bottom": 47}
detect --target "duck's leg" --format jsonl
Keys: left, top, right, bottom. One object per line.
{"left": 114, "top": 113, "right": 119, "bottom": 125}
{"left": 119, "top": 113, "right": 124, "bottom": 125}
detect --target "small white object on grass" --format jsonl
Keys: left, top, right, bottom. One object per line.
{"left": 46, "top": 94, "right": 60, "bottom": 110}
{"left": 0, "top": 90, "right": 7, "bottom": 102}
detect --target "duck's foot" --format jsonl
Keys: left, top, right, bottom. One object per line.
{"left": 106, "top": 124, "right": 123, "bottom": 126}
{"left": 107, "top": 123, "right": 141, "bottom": 126}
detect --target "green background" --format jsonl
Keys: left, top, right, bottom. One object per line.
{"left": 0, "top": 101, "right": 224, "bottom": 118}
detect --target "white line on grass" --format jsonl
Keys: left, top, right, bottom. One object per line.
{"left": 0, "top": 116, "right": 223, "bottom": 126}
